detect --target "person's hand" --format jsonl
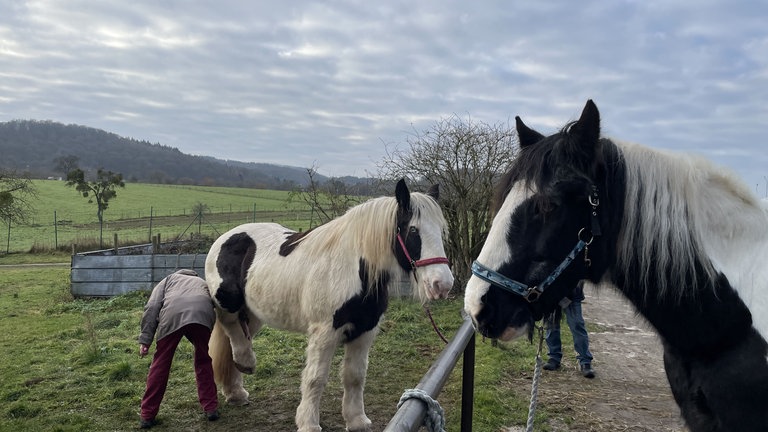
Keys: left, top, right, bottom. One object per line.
{"left": 139, "top": 344, "right": 149, "bottom": 357}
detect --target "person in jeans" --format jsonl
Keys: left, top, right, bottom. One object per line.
{"left": 542, "top": 281, "right": 595, "bottom": 378}
{"left": 138, "top": 269, "right": 220, "bottom": 429}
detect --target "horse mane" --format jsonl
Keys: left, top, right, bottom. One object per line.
{"left": 288, "top": 191, "right": 447, "bottom": 283}
{"left": 615, "top": 140, "right": 762, "bottom": 302}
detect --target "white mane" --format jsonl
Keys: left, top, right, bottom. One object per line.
{"left": 615, "top": 140, "right": 768, "bottom": 320}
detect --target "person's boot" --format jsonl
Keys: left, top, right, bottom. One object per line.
{"left": 542, "top": 358, "right": 560, "bottom": 371}
{"left": 580, "top": 363, "right": 595, "bottom": 378}
{"left": 139, "top": 418, "right": 158, "bottom": 429}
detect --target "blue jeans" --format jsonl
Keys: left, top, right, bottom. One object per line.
{"left": 545, "top": 300, "right": 593, "bottom": 366}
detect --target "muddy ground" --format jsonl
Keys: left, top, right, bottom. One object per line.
{"left": 505, "top": 285, "right": 689, "bottom": 431}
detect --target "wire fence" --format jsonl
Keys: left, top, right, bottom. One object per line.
{"left": 2, "top": 207, "right": 317, "bottom": 254}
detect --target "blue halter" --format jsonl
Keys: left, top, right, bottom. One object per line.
{"left": 472, "top": 238, "right": 588, "bottom": 302}
{"left": 471, "top": 186, "right": 601, "bottom": 303}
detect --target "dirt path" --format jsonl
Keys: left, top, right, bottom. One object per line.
{"left": 506, "top": 285, "right": 688, "bottom": 431}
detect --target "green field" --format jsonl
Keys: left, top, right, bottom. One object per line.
{"left": 0, "top": 180, "right": 569, "bottom": 430}
{"left": 3, "top": 180, "right": 316, "bottom": 253}
{"left": 0, "top": 265, "right": 552, "bottom": 431}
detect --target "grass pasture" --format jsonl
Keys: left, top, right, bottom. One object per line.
{"left": 4, "top": 180, "right": 314, "bottom": 253}
{"left": 0, "top": 265, "right": 553, "bottom": 431}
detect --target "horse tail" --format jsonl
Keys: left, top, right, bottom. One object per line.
{"left": 209, "top": 317, "right": 235, "bottom": 386}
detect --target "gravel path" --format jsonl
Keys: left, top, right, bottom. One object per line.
{"left": 506, "top": 284, "right": 689, "bottom": 431}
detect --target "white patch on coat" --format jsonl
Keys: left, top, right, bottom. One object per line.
{"left": 464, "top": 182, "right": 533, "bottom": 324}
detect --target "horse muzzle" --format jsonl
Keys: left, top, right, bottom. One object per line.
{"left": 423, "top": 268, "right": 454, "bottom": 300}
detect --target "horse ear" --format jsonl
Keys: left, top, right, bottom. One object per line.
{"left": 516, "top": 116, "right": 545, "bottom": 148}
{"left": 570, "top": 99, "right": 601, "bottom": 147}
{"left": 395, "top": 178, "right": 411, "bottom": 211}
{"left": 426, "top": 184, "right": 439, "bottom": 201}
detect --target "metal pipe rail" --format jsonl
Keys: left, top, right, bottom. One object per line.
{"left": 383, "top": 316, "right": 476, "bottom": 432}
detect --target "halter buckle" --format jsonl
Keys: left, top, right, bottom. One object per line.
{"left": 524, "top": 286, "right": 543, "bottom": 302}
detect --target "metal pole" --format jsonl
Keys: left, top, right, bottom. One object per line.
{"left": 383, "top": 317, "right": 476, "bottom": 432}
{"left": 460, "top": 333, "right": 475, "bottom": 432}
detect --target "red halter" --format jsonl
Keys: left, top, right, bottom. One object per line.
{"left": 396, "top": 232, "right": 450, "bottom": 270}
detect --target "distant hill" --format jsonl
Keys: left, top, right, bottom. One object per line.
{"left": 0, "top": 119, "right": 341, "bottom": 189}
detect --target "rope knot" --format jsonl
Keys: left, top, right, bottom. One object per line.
{"left": 397, "top": 388, "right": 446, "bottom": 432}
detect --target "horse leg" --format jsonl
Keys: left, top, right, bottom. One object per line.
{"left": 215, "top": 308, "right": 260, "bottom": 374}
{"left": 340, "top": 328, "right": 377, "bottom": 432}
{"left": 295, "top": 323, "right": 339, "bottom": 432}
{"left": 209, "top": 319, "right": 249, "bottom": 405}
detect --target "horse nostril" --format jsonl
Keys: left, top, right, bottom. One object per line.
{"left": 432, "top": 279, "right": 451, "bottom": 297}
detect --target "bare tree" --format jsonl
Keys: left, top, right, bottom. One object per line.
{"left": 53, "top": 155, "right": 80, "bottom": 178}
{"left": 378, "top": 115, "right": 518, "bottom": 286}
{"left": 0, "top": 169, "right": 37, "bottom": 224}
{"left": 191, "top": 202, "right": 211, "bottom": 234}
{"left": 289, "top": 165, "right": 362, "bottom": 228}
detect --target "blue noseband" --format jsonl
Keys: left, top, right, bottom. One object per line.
{"left": 472, "top": 237, "right": 588, "bottom": 302}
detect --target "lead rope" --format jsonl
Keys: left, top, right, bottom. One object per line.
{"left": 526, "top": 322, "right": 546, "bottom": 431}
{"left": 424, "top": 305, "right": 449, "bottom": 344}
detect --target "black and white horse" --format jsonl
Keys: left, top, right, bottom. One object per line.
{"left": 206, "top": 179, "right": 453, "bottom": 432}
{"left": 464, "top": 100, "right": 768, "bottom": 431}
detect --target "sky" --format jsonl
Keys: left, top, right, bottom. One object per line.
{"left": 1, "top": 1, "right": 767, "bottom": 194}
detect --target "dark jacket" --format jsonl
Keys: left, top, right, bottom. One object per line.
{"left": 567, "top": 281, "right": 585, "bottom": 302}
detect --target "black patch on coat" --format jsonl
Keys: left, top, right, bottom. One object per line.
{"left": 332, "top": 258, "right": 389, "bottom": 342}
{"left": 214, "top": 232, "right": 256, "bottom": 313}
{"left": 393, "top": 226, "right": 422, "bottom": 272}
{"left": 279, "top": 229, "right": 314, "bottom": 256}
{"left": 663, "top": 324, "right": 768, "bottom": 431}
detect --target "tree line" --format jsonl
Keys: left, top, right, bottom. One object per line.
{"left": 0, "top": 119, "right": 326, "bottom": 189}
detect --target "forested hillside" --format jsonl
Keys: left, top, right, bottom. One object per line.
{"left": 0, "top": 119, "right": 327, "bottom": 189}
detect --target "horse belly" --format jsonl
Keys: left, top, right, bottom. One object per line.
{"left": 242, "top": 267, "right": 311, "bottom": 333}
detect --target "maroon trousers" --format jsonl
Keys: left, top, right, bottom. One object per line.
{"left": 140, "top": 323, "right": 218, "bottom": 421}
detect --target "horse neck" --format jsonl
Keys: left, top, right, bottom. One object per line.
{"left": 601, "top": 140, "right": 768, "bottom": 353}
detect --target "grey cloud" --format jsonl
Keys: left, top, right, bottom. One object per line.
{"left": 0, "top": 0, "right": 766, "bottom": 188}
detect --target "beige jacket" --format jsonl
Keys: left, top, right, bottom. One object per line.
{"left": 138, "top": 269, "right": 216, "bottom": 346}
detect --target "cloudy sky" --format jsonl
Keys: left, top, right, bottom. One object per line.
{"left": 2, "top": 1, "right": 767, "bottom": 193}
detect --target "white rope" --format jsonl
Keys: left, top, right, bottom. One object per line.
{"left": 526, "top": 354, "right": 543, "bottom": 432}
{"left": 526, "top": 322, "right": 547, "bottom": 432}
{"left": 397, "top": 388, "right": 446, "bottom": 432}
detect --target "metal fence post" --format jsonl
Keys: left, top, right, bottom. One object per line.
{"left": 383, "top": 317, "right": 476, "bottom": 432}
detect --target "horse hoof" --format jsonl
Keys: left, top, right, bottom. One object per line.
{"left": 234, "top": 363, "right": 254, "bottom": 374}
{"left": 226, "top": 397, "right": 250, "bottom": 406}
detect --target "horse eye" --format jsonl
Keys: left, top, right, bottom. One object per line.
{"left": 409, "top": 226, "right": 418, "bottom": 234}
